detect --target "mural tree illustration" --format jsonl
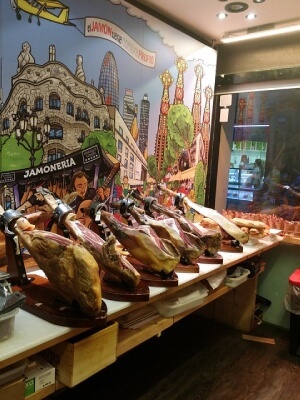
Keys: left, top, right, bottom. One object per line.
{"left": 0, "top": 135, "right": 10, "bottom": 153}
{"left": 147, "top": 154, "right": 158, "bottom": 182}
{"left": 0, "top": 132, "right": 43, "bottom": 171}
{"left": 194, "top": 161, "right": 206, "bottom": 205}
{"left": 81, "top": 130, "right": 117, "bottom": 158}
{"left": 167, "top": 104, "right": 194, "bottom": 172}
{"left": 162, "top": 147, "right": 175, "bottom": 177}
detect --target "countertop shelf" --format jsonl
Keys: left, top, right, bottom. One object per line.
{"left": 0, "top": 235, "right": 283, "bottom": 370}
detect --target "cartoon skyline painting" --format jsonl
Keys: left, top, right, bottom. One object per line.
{"left": 0, "top": 0, "right": 217, "bottom": 216}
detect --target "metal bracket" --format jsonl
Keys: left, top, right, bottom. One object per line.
{"left": 143, "top": 196, "right": 157, "bottom": 215}
{"left": 0, "top": 209, "right": 24, "bottom": 237}
{"left": 89, "top": 201, "right": 108, "bottom": 223}
{"left": 52, "top": 201, "right": 73, "bottom": 224}
{"left": 0, "top": 209, "right": 33, "bottom": 286}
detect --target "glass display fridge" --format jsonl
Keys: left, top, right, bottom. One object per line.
{"left": 226, "top": 140, "right": 267, "bottom": 211}
{"left": 227, "top": 167, "right": 260, "bottom": 211}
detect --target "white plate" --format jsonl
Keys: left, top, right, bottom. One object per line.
{"left": 269, "top": 229, "right": 282, "bottom": 235}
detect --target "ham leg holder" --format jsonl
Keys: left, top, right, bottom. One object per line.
{"left": 0, "top": 206, "right": 107, "bottom": 328}
{"left": 0, "top": 208, "right": 33, "bottom": 286}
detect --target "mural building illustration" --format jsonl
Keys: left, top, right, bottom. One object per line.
{"left": 0, "top": 0, "right": 217, "bottom": 224}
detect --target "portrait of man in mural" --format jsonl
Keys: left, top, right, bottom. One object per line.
{"left": 68, "top": 170, "right": 111, "bottom": 226}
{"left": 68, "top": 171, "right": 96, "bottom": 212}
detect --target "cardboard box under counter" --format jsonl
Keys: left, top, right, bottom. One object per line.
{"left": 41, "top": 322, "right": 118, "bottom": 387}
{"left": 24, "top": 355, "right": 55, "bottom": 398}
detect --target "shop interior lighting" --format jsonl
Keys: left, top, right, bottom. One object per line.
{"left": 245, "top": 13, "right": 257, "bottom": 20}
{"left": 221, "top": 21, "right": 300, "bottom": 43}
{"left": 217, "top": 13, "right": 228, "bottom": 19}
{"left": 233, "top": 124, "right": 269, "bottom": 127}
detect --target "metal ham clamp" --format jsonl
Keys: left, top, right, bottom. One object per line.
{"left": 110, "top": 197, "right": 138, "bottom": 226}
{"left": 0, "top": 206, "right": 33, "bottom": 285}
{"left": 0, "top": 207, "right": 27, "bottom": 313}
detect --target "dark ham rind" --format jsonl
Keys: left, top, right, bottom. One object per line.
{"left": 130, "top": 208, "right": 203, "bottom": 264}
{"left": 63, "top": 214, "right": 140, "bottom": 289}
{"left": 100, "top": 210, "right": 180, "bottom": 275}
{"left": 131, "top": 192, "right": 222, "bottom": 256}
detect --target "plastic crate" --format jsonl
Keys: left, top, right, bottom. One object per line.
{"left": 225, "top": 267, "right": 250, "bottom": 288}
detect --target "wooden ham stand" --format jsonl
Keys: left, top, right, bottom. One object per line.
{"left": 0, "top": 208, "right": 107, "bottom": 328}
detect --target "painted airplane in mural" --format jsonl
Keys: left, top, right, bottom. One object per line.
{"left": 10, "top": 0, "right": 73, "bottom": 26}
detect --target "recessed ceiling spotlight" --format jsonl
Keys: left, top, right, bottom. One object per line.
{"left": 217, "top": 13, "right": 228, "bottom": 19}
{"left": 225, "top": 2, "right": 249, "bottom": 13}
{"left": 246, "top": 13, "right": 257, "bottom": 20}
{"left": 253, "top": 0, "right": 265, "bottom": 3}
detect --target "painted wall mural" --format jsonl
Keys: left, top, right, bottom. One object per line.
{"left": 0, "top": 0, "right": 217, "bottom": 225}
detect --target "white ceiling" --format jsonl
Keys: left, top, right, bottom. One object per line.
{"left": 132, "top": 0, "right": 300, "bottom": 45}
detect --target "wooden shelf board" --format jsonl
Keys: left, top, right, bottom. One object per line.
{"left": 117, "top": 316, "right": 173, "bottom": 356}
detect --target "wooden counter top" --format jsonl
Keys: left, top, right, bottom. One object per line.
{"left": 0, "top": 235, "right": 283, "bottom": 369}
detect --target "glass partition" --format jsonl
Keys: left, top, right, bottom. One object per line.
{"left": 225, "top": 88, "right": 300, "bottom": 232}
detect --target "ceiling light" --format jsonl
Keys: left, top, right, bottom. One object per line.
{"left": 246, "top": 13, "right": 257, "bottom": 20}
{"left": 221, "top": 23, "right": 300, "bottom": 43}
{"left": 217, "top": 13, "right": 228, "bottom": 19}
{"left": 253, "top": 0, "right": 265, "bottom": 3}
{"left": 225, "top": 2, "right": 249, "bottom": 13}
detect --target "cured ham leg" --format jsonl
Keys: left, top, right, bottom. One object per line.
{"left": 63, "top": 213, "right": 140, "bottom": 288}
{"left": 41, "top": 191, "right": 140, "bottom": 288}
{"left": 99, "top": 210, "right": 181, "bottom": 276}
{"left": 157, "top": 185, "right": 249, "bottom": 244}
{"left": 116, "top": 202, "right": 204, "bottom": 264}
{"left": 131, "top": 190, "right": 222, "bottom": 256}
{"left": 14, "top": 217, "right": 102, "bottom": 317}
